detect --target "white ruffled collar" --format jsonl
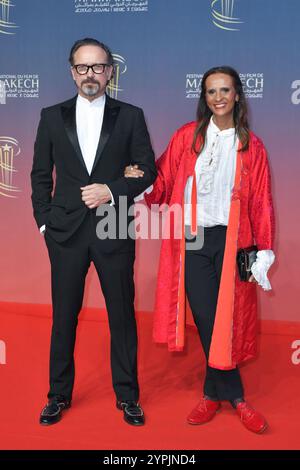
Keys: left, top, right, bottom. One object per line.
{"left": 196, "top": 117, "right": 237, "bottom": 194}
{"left": 208, "top": 116, "right": 236, "bottom": 137}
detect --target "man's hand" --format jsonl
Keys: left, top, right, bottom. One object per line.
{"left": 124, "top": 164, "right": 144, "bottom": 178}
{"left": 81, "top": 184, "right": 112, "bottom": 209}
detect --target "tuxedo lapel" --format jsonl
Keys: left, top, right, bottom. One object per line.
{"left": 61, "top": 96, "right": 88, "bottom": 173}
{"left": 91, "top": 96, "right": 120, "bottom": 173}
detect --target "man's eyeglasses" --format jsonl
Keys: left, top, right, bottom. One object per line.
{"left": 73, "top": 64, "right": 110, "bottom": 75}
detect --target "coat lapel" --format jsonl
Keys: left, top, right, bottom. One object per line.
{"left": 61, "top": 94, "right": 120, "bottom": 174}
{"left": 91, "top": 95, "right": 120, "bottom": 173}
{"left": 61, "top": 96, "right": 88, "bottom": 173}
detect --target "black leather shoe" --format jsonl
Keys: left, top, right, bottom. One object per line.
{"left": 116, "top": 400, "right": 145, "bottom": 426}
{"left": 39, "top": 395, "right": 71, "bottom": 426}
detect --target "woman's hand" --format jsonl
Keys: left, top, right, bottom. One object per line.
{"left": 248, "top": 275, "right": 257, "bottom": 283}
{"left": 124, "top": 164, "right": 144, "bottom": 178}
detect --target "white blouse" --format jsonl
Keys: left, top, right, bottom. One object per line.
{"left": 184, "top": 116, "right": 238, "bottom": 227}
{"left": 184, "top": 117, "right": 275, "bottom": 291}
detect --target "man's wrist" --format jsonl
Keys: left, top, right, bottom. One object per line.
{"left": 104, "top": 184, "right": 115, "bottom": 206}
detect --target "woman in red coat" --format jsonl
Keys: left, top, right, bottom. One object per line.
{"left": 125, "top": 66, "right": 275, "bottom": 433}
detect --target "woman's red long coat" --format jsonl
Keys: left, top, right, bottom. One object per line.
{"left": 145, "top": 122, "right": 275, "bottom": 370}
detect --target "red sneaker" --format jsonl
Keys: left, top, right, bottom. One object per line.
{"left": 236, "top": 401, "right": 268, "bottom": 434}
{"left": 187, "top": 397, "right": 221, "bottom": 425}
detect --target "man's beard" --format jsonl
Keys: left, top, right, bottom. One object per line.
{"left": 81, "top": 80, "right": 100, "bottom": 97}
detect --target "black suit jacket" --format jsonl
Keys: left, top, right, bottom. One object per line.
{"left": 31, "top": 94, "right": 157, "bottom": 249}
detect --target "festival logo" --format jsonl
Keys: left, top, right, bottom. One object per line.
{"left": 240, "top": 73, "right": 264, "bottom": 99}
{"left": 107, "top": 54, "right": 127, "bottom": 99}
{"left": 211, "top": 0, "right": 243, "bottom": 31}
{"left": 186, "top": 74, "right": 203, "bottom": 99}
{"left": 0, "top": 136, "right": 21, "bottom": 198}
{"left": 186, "top": 72, "right": 263, "bottom": 99}
{"left": 0, "top": 0, "right": 18, "bottom": 35}
{"left": 74, "top": 0, "right": 148, "bottom": 14}
{"left": 0, "top": 79, "right": 5, "bottom": 104}
{"left": 0, "top": 74, "right": 39, "bottom": 102}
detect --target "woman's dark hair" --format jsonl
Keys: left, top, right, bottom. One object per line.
{"left": 69, "top": 38, "right": 114, "bottom": 66}
{"left": 192, "top": 66, "right": 250, "bottom": 154}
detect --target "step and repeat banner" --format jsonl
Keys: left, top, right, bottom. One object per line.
{"left": 0, "top": 0, "right": 299, "bottom": 321}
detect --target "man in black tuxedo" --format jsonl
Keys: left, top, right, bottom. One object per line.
{"left": 31, "top": 38, "right": 156, "bottom": 426}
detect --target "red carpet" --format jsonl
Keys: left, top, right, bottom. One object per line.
{"left": 0, "top": 303, "right": 300, "bottom": 450}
